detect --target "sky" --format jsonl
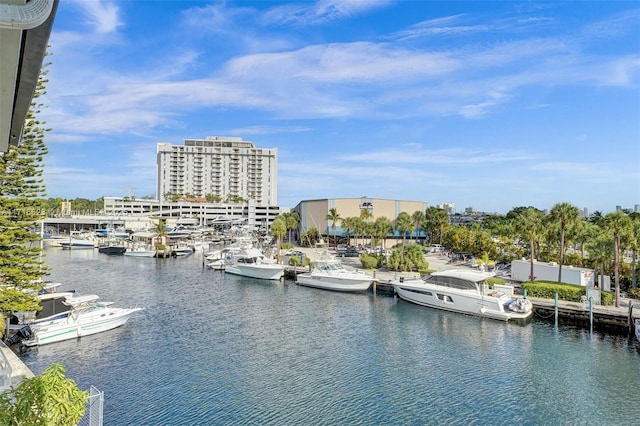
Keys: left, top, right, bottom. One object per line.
{"left": 39, "top": 0, "right": 640, "bottom": 214}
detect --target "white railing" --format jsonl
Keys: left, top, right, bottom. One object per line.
{"left": 78, "top": 386, "right": 104, "bottom": 426}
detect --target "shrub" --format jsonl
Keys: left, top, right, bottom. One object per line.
{"left": 360, "top": 254, "right": 378, "bottom": 270}
{"left": 629, "top": 287, "right": 640, "bottom": 300}
{"left": 487, "top": 277, "right": 505, "bottom": 286}
{"left": 521, "top": 281, "right": 615, "bottom": 306}
{"left": 289, "top": 255, "right": 301, "bottom": 266}
{"left": 281, "top": 242, "right": 293, "bottom": 250}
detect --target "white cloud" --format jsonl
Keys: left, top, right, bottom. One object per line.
{"left": 70, "top": 0, "right": 123, "bottom": 34}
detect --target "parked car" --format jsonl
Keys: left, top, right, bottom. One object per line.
{"left": 425, "top": 244, "right": 444, "bottom": 253}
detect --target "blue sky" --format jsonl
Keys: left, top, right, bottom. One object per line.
{"left": 40, "top": 0, "right": 639, "bottom": 214}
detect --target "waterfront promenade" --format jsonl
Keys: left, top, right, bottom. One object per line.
{"left": 0, "top": 341, "right": 33, "bottom": 391}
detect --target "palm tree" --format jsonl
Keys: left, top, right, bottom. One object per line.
{"left": 424, "top": 207, "right": 450, "bottom": 245}
{"left": 395, "top": 212, "right": 414, "bottom": 265}
{"left": 325, "top": 208, "right": 342, "bottom": 248}
{"left": 629, "top": 212, "right": 640, "bottom": 289}
{"left": 513, "top": 208, "right": 544, "bottom": 281}
{"left": 603, "top": 211, "right": 633, "bottom": 307}
{"left": 281, "top": 211, "right": 299, "bottom": 245}
{"left": 270, "top": 217, "right": 287, "bottom": 262}
{"left": 341, "top": 217, "right": 357, "bottom": 247}
{"left": 548, "top": 202, "right": 580, "bottom": 283}
{"left": 360, "top": 208, "right": 373, "bottom": 248}
{"left": 573, "top": 220, "right": 598, "bottom": 266}
{"left": 374, "top": 216, "right": 393, "bottom": 250}
{"left": 586, "top": 229, "right": 612, "bottom": 290}
{"left": 153, "top": 219, "right": 168, "bottom": 247}
{"left": 411, "top": 210, "right": 425, "bottom": 242}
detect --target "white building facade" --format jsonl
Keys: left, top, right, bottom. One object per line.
{"left": 157, "top": 136, "right": 278, "bottom": 205}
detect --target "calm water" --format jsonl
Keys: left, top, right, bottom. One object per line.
{"left": 19, "top": 248, "right": 640, "bottom": 425}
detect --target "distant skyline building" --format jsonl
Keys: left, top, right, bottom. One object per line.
{"left": 156, "top": 136, "right": 278, "bottom": 205}
{"left": 437, "top": 202, "right": 456, "bottom": 215}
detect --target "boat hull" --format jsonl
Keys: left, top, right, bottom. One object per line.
{"left": 296, "top": 273, "right": 372, "bottom": 292}
{"left": 124, "top": 250, "right": 156, "bottom": 258}
{"left": 224, "top": 265, "right": 284, "bottom": 280}
{"left": 98, "top": 246, "right": 126, "bottom": 255}
{"left": 60, "top": 242, "right": 96, "bottom": 250}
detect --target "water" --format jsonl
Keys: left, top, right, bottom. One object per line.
{"left": 19, "top": 248, "right": 640, "bottom": 425}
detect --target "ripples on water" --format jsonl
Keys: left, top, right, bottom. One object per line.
{"left": 19, "top": 249, "right": 640, "bottom": 425}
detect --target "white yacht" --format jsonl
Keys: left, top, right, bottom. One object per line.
{"left": 296, "top": 253, "right": 372, "bottom": 292}
{"left": 224, "top": 247, "right": 284, "bottom": 280}
{"left": 20, "top": 293, "right": 143, "bottom": 346}
{"left": 391, "top": 269, "right": 533, "bottom": 321}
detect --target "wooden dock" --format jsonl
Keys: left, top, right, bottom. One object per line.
{"left": 522, "top": 297, "right": 637, "bottom": 335}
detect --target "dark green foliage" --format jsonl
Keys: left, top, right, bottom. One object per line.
{"left": 387, "top": 243, "right": 429, "bottom": 273}
{"left": 487, "top": 277, "right": 506, "bottom": 286}
{"left": 521, "top": 281, "right": 614, "bottom": 306}
{"left": 0, "top": 71, "right": 50, "bottom": 330}
{"left": 359, "top": 254, "right": 379, "bottom": 270}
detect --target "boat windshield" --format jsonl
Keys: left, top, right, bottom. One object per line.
{"left": 316, "top": 262, "right": 343, "bottom": 272}
{"left": 424, "top": 275, "right": 480, "bottom": 291}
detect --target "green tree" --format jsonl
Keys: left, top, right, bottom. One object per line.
{"left": 374, "top": 216, "right": 393, "bottom": 249}
{"left": 0, "top": 72, "right": 51, "bottom": 332}
{"left": 411, "top": 210, "right": 425, "bottom": 241}
{"left": 585, "top": 230, "right": 611, "bottom": 289}
{"left": 513, "top": 207, "right": 544, "bottom": 281}
{"left": 359, "top": 208, "right": 373, "bottom": 247}
{"left": 341, "top": 217, "right": 358, "bottom": 246}
{"left": 281, "top": 211, "right": 299, "bottom": 245}
{"left": 629, "top": 212, "right": 640, "bottom": 289}
{"left": 270, "top": 217, "right": 287, "bottom": 260}
{"left": 548, "top": 202, "right": 580, "bottom": 283}
{"left": 395, "top": 212, "right": 413, "bottom": 265}
{"left": 424, "top": 207, "right": 449, "bottom": 244}
{"left": 603, "top": 211, "right": 633, "bottom": 307}
{"left": 0, "top": 363, "right": 88, "bottom": 426}
{"left": 325, "top": 208, "right": 341, "bottom": 248}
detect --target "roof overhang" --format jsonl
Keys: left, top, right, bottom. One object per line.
{"left": 0, "top": 0, "right": 58, "bottom": 153}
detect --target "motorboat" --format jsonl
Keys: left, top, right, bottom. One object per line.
{"left": 207, "top": 258, "right": 226, "bottom": 270}
{"left": 296, "top": 254, "right": 372, "bottom": 292}
{"left": 124, "top": 245, "right": 156, "bottom": 258}
{"left": 391, "top": 269, "right": 533, "bottom": 321}
{"left": 97, "top": 242, "right": 127, "bottom": 255}
{"left": 172, "top": 244, "right": 194, "bottom": 257}
{"left": 224, "top": 247, "right": 284, "bottom": 280}
{"left": 20, "top": 293, "right": 143, "bottom": 346}
{"left": 206, "top": 249, "right": 226, "bottom": 270}
{"left": 60, "top": 232, "right": 97, "bottom": 250}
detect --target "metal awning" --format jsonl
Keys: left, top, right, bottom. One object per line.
{"left": 0, "top": 0, "right": 58, "bottom": 152}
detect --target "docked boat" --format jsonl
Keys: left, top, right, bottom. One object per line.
{"left": 206, "top": 249, "right": 227, "bottom": 270}
{"left": 60, "top": 232, "right": 97, "bottom": 250}
{"left": 207, "top": 258, "right": 226, "bottom": 270}
{"left": 635, "top": 318, "right": 640, "bottom": 343}
{"left": 172, "top": 244, "right": 194, "bottom": 257}
{"left": 224, "top": 247, "right": 284, "bottom": 280}
{"left": 391, "top": 269, "right": 533, "bottom": 321}
{"left": 296, "top": 254, "right": 372, "bottom": 292}
{"left": 97, "top": 242, "right": 127, "bottom": 255}
{"left": 124, "top": 244, "right": 156, "bottom": 258}
{"left": 21, "top": 294, "right": 143, "bottom": 346}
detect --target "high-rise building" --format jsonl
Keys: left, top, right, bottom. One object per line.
{"left": 156, "top": 136, "right": 278, "bottom": 205}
